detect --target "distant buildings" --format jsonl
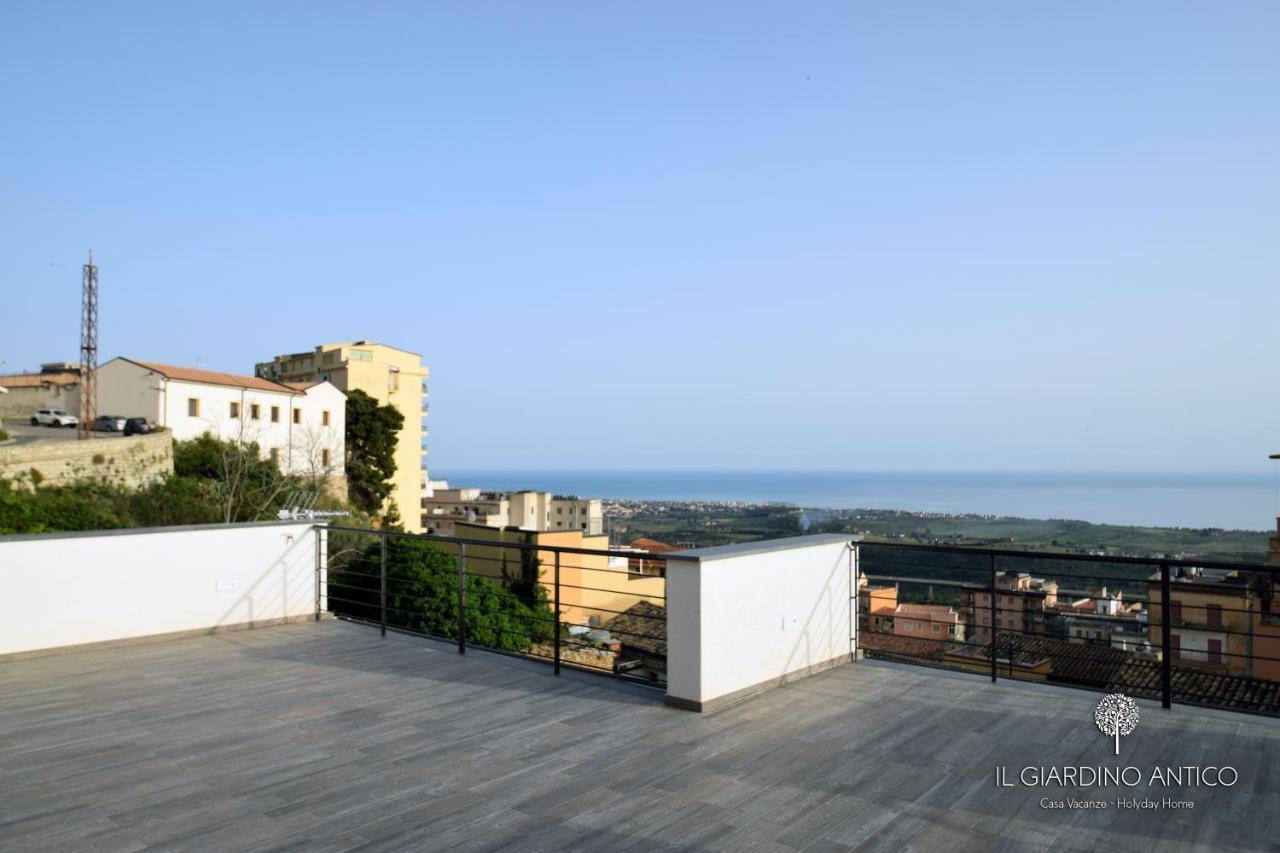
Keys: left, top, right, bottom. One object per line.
{"left": 0, "top": 363, "right": 80, "bottom": 419}
{"left": 959, "top": 572, "right": 1059, "bottom": 644}
{"left": 1146, "top": 567, "right": 1256, "bottom": 675}
{"left": 857, "top": 574, "right": 898, "bottom": 634}
{"left": 438, "top": 520, "right": 663, "bottom": 628}
{"left": 892, "top": 604, "right": 966, "bottom": 642}
{"left": 424, "top": 485, "right": 603, "bottom": 535}
{"left": 256, "top": 342, "right": 428, "bottom": 530}
{"left": 97, "top": 358, "right": 346, "bottom": 484}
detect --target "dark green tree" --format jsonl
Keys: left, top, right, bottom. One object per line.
{"left": 345, "top": 389, "right": 405, "bottom": 516}
{"left": 173, "top": 433, "right": 291, "bottom": 523}
{"left": 328, "top": 538, "right": 556, "bottom": 651}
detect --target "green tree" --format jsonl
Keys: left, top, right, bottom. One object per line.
{"left": 328, "top": 538, "right": 556, "bottom": 651}
{"left": 173, "top": 433, "right": 291, "bottom": 523}
{"left": 345, "top": 389, "right": 404, "bottom": 516}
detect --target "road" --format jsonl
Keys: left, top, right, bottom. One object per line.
{"left": 2, "top": 421, "right": 130, "bottom": 445}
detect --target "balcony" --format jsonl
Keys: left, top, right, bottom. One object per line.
{"left": 3, "top": 526, "right": 1278, "bottom": 850}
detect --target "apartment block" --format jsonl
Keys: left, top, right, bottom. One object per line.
{"left": 1146, "top": 567, "right": 1251, "bottom": 675}
{"left": 97, "top": 358, "right": 345, "bottom": 483}
{"left": 856, "top": 572, "right": 899, "bottom": 634}
{"left": 960, "top": 572, "right": 1059, "bottom": 644}
{"left": 256, "top": 342, "right": 428, "bottom": 531}
{"left": 424, "top": 485, "right": 603, "bottom": 535}
{"left": 892, "top": 604, "right": 966, "bottom": 642}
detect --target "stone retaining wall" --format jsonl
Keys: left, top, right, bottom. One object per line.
{"left": 0, "top": 431, "right": 173, "bottom": 490}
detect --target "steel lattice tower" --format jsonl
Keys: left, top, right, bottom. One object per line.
{"left": 79, "top": 250, "right": 98, "bottom": 439}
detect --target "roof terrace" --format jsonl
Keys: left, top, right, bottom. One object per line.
{"left": 4, "top": 619, "right": 1276, "bottom": 852}
{"left": 2, "top": 523, "right": 1278, "bottom": 851}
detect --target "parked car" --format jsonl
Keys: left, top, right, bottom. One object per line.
{"left": 92, "top": 414, "right": 127, "bottom": 432}
{"left": 123, "top": 417, "right": 155, "bottom": 436}
{"left": 31, "top": 408, "right": 78, "bottom": 427}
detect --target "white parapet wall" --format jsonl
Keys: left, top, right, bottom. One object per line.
{"left": 0, "top": 521, "right": 323, "bottom": 657}
{"left": 666, "top": 534, "right": 857, "bottom": 712}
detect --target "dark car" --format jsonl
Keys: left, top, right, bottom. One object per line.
{"left": 92, "top": 414, "right": 127, "bottom": 432}
{"left": 123, "top": 417, "right": 155, "bottom": 436}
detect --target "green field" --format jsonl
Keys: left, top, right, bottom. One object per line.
{"left": 608, "top": 502, "right": 1273, "bottom": 564}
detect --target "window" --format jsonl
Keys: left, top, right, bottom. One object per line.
{"left": 932, "top": 624, "right": 940, "bottom": 633}
{"left": 351, "top": 349, "right": 373, "bottom": 362}
{"left": 323, "top": 351, "right": 336, "bottom": 365}
{"left": 1206, "top": 603, "right": 1222, "bottom": 629}
{"left": 321, "top": 448, "right": 331, "bottom": 468}
{"left": 229, "top": 401, "right": 240, "bottom": 419}
{"left": 187, "top": 398, "right": 200, "bottom": 417}
{"left": 270, "top": 406, "right": 280, "bottom": 423}
{"left": 293, "top": 408, "right": 301, "bottom": 424}
{"left": 322, "top": 410, "right": 331, "bottom": 427}
{"left": 1170, "top": 600, "right": 1183, "bottom": 627}
{"left": 1207, "top": 638, "right": 1223, "bottom": 667}
{"left": 250, "top": 403, "right": 260, "bottom": 420}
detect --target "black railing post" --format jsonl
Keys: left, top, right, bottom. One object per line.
{"left": 379, "top": 532, "right": 387, "bottom": 637}
{"left": 1160, "top": 561, "right": 1172, "bottom": 709}
{"left": 990, "top": 554, "right": 998, "bottom": 683}
{"left": 458, "top": 542, "right": 467, "bottom": 655}
{"left": 314, "top": 526, "right": 323, "bottom": 621}
{"left": 553, "top": 550, "right": 561, "bottom": 676}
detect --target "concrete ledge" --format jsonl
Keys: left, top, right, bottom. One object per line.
{"left": 664, "top": 652, "right": 852, "bottom": 713}
{"left": 0, "top": 613, "right": 332, "bottom": 663}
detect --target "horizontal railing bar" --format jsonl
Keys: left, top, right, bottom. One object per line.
{"left": 858, "top": 539, "right": 1274, "bottom": 573}
{"left": 326, "top": 524, "right": 698, "bottom": 561}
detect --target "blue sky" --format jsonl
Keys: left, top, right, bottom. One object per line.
{"left": 2, "top": 2, "right": 1277, "bottom": 472}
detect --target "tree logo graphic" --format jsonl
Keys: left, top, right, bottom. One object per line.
{"left": 1094, "top": 693, "right": 1140, "bottom": 755}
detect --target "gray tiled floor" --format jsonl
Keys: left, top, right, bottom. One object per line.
{"left": 2, "top": 621, "right": 1277, "bottom": 852}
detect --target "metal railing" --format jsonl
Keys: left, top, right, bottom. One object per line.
{"left": 857, "top": 540, "right": 1280, "bottom": 717}
{"left": 318, "top": 525, "right": 692, "bottom": 687}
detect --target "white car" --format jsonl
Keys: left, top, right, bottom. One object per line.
{"left": 31, "top": 408, "right": 79, "bottom": 427}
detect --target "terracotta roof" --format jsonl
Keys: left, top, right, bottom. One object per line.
{"left": 860, "top": 632, "right": 962, "bottom": 660}
{"left": 628, "top": 537, "right": 681, "bottom": 554}
{"left": 123, "top": 359, "right": 300, "bottom": 394}
{"left": 604, "top": 600, "right": 666, "bottom": 656}
{"left": 0, "top": 372, "right": 79, "bottom": 388}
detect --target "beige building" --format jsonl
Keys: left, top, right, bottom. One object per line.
{"left": 257, "top": 342, "right": 428, "bottom": 531}
{"left": 424, "top": 485, "right": 603, "bottom": 535}
{"left": 437, "top": 522, "right": 663, "bottom": 628}
{"left": 0, "top": 363, "right": 81, "bottom": 419}
{"left": 1146, "top": 568, "right": 1251, "bottom": 675}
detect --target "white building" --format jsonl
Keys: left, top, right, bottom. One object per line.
{"left": 423, "top": 484, "right": 603, "bottom": 535}
{"left": 97, "top": 358, "right": 346, "bottom": 481}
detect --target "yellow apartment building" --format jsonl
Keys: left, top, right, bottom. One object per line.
{"left": 256, "top": 341, "right": 429, "bottom": 531}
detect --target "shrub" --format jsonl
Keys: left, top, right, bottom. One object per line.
{"left": 328, "top": 537, "right": 557, "bottom": 652}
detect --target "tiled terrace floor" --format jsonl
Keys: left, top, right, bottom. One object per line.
{"left": 2, "top": 620, "right": 1278, "bottom": 852}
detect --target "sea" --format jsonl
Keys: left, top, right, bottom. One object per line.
{"left": 434, "top": 470, "right": 1280, "bottom": 532}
